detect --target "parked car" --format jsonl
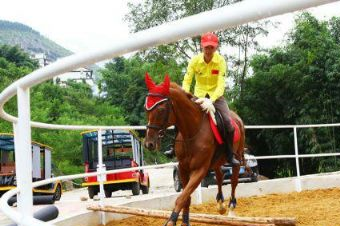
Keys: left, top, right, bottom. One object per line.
{"left": 173, "top": 152, "right": 259, "bottom": 192}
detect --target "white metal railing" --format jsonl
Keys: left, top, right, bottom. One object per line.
{"left": 0, "top": 0, "right": 340, "bottom": 226}
{"left": 0, "top": 161, "right": 179, "bottom": 226}
{"left": 246, "top": 125, "right": 340, "bottom": 192}
{"left": 1, "top": 125, "right": 339, "bottom": 226}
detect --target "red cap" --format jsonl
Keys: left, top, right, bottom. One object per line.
{"left": 201, "top": 32, "right": 218, "bottom": 48}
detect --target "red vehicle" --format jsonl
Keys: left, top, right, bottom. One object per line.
{"left": 81, "top": 130, "right": 150, "bottom": 199}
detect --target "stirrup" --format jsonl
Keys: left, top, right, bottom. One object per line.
{"left": 164, "top": 149, "right": 175, "bottom": 157}
{"left": 231, "top": 157, "right": 240, "bottom": 166}
{"left": 229, "top": 155, "right": 240, "bottom": 166}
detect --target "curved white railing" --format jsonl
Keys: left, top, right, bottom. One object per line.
{"left": 1, "top": 0, "right": 339, "bottom": 226}
{"left": 0, "top": 162, "right": 179, "bottom": 226}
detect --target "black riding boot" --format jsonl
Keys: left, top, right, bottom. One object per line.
{"left": 225, "top": 118, "right": 240, "bottom": 166}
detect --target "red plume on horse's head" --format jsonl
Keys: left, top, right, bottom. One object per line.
{"left": 144, "top": 72, "right": 170, "bottom": 96}
{"left": 145, "top": 72, "right": 156, "bottom": 91}
{"left": 144, "top": 72, "right": 171, "bottom": 110}
{"left": 162, "top": 74, "right": 170, "bottom": 94}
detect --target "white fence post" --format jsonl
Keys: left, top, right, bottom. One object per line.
{"left": 97, "top": 129, "right": 106, "bottom": 225}
{"left": 14, "top": 87, "right": 33, "bottom": 226}
{"left": 293, "top": 127, "right": 302, "bottom": 192}
{"left": 195, "top": 183, "right": 203, "bottom": 204}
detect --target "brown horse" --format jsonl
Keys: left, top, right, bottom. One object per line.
{"left": 144, "top": 73, "right": 245, "bottom": 226}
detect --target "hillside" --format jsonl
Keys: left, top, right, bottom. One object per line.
{"left": 0, "top": 20, "right": 72, "bottom": 61}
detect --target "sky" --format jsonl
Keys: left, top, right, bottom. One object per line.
{"left": 0, "top": 0, "right": 340, "bottom": 55}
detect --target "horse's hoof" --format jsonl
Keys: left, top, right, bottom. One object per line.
{"left": 216, "top": 200, "right": 227, "bottom": 215}
{"left": 228, "top": 198, "right": 237, "bottom": 209}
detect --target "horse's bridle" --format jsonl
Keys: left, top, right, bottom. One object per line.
{"left": 145, "top": 93, "right": 207, "bottom": 143}
{"left": 145, "top": 93, "right": 172, "bottom": 139}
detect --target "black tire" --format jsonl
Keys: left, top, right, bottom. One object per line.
{"left": 88, "top": 186, "right": 98, "bottom": 199}
{"left": 201, "top": 177, "right": 209, "bottom": 188}
{"left": 131, "top": 182, "right": 140, "bottom": 196}
{"left": 141, "top": 179, "right": 150, "bottom": 194}
{"left": 104, "top": 189, "right": 112, "bottom": 198}
{"left": 251, "top": 167, "right": 259, "bottom": 182}
{"left": 173, "top": 170, "right": 182, "bottom": 192}
{"left": 53, "top": 184, "right": 62, "bottom": 201}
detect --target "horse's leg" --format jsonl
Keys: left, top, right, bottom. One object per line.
{"left": 227, "top": 111, "right": 245, "bottom": 216}
{"left": 215, "top": 167, "right": 226, "bottom": 215}
{"left": 164, "top": 167, "right": 208, "bottom": 226}
{"left": 228, "top": 163, "right": 240, "bottom": 217}
{"left": 178, "top": 166, "right": 191, "bottom": 226}
{"left": 181, "top": 197, "right": 191, "bottom": 226}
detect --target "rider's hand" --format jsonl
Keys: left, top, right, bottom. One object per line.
{"left": 195, "top": 98, "right": 217, "bottom": 125}
{"left": 195, "top": 98, "right": 215, "bottom": 113}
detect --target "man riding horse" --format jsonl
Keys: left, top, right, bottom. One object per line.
{"left": 144, "top": 73, "right": 245, "bottom": 226}
{"left": 170, "top": 32, "right": 239, "bottom": 166}
{"left": 144, "top": 32, "right": 245, "bottom": 226}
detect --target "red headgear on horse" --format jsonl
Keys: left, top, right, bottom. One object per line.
{"left": 145, "top": 72, "right": 170, "bottom": 110}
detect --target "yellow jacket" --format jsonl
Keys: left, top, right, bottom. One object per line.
{"left": 182, "top": 52, "right": 227, "bottom": 102}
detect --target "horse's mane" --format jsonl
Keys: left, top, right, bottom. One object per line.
{"left": 170, "top": 82, "right": 194, "bottom": 100}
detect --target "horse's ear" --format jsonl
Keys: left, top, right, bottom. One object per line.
{"left": 163, "top": 74, "right": 170, "bottom": 92}
{"left": 145, "top": 72, "right": 156, "bottom": 90}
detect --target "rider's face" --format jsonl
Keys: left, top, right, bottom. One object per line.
{"left": 203, "top": 45, "right": 217, "bottom": 62}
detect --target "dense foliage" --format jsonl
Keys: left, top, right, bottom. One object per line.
{"left": 235, "top": 13, "right": 340, "bottom": 177}
{"left": 0, "top": 45, "right": 125, "bottom": 176}
{"left": 99, "top": 56, "right": 183, "bottom": 125}
{"left": 125, "top": 0, "right": 271, "bottom": 99}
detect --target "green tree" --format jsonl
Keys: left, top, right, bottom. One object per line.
{"left": 30, "top": 81, "right": 126, "bottom": 174}
{"left": 0, "top": 44, "right": 38, "bottom": 69}
{"left": 235, "top": 13, "right": 340, "bottom": 178}
{"left": 125, "top": 0, "right": 271, "bottom": 98}
{"left": 329, "top": 17, "right": 340, "bottom": 44}
{"left": 0, "top": 45, "right": 39, "bottom": 132}
{"left": 100, "top": 55, "right": 183, "bottom": 125}
{"left": 0, "top": 44, "right": 128, "bottom": 176}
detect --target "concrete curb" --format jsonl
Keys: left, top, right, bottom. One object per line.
{"left": 53, "top": 172, "right": 340, "bottom": 226}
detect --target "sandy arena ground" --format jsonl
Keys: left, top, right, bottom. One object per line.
{"left": 103, "top": 188, "right": 340, "bottom": 226}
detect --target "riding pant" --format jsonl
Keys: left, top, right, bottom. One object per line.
{"left": 213, "top": 96, "right": 235, "bottom": 163}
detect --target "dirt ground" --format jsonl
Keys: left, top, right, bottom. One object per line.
{"left": 103, "top": 188, "right": 340, "bottom": 226}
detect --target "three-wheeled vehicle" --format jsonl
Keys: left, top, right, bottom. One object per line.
{"left": 0, "top": 133, "right": 62, "bottom": 201}
{"left": 81, "top": 130, "right": 150, "bottom": 198}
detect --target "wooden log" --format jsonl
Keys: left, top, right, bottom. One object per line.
{"left": 88, "top": 205, "right": 296, "bottom": 226}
